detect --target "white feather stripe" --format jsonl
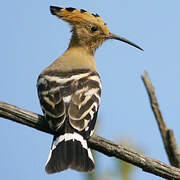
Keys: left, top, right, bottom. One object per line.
{"left": 42, "top": 106, "right": 63, "bottom": 118}
{"left": 84, "top": 88, "right": 99, "bottom": 96}
{"left": 47, "top": 133, "right": 95, "bottom": 164}
{"left": 79, "top": 89, "right": 96, "bottom": 107}
{"left": 93, "top": 102, "right": 98, "bottom": 111}
{"left": 52, "top": 132, "right": 88, "bottom": 150}
{"left": 84, "top": 119, "right": 90, "bottom": 128}
{"left": 43, "top": 97, "right": 55, "bottom": 108}
{"left": 87, "top": 148, "right": 94, "bottom": 163}
{"left": 78, "top": 88, "right": 100, "bottom": 109}
{"left": 90, "top": 129, "right": 95, "bottom": 136}
{"left": 85, "top": 126, "right": 89, "bottom": 131}
{"left": 69, "top": 101, "right": 98, "bottom": 120}
{"left": 38, "top": 90, "right": 49, "bottom": 96}
{"left": 46, "top": 149, "right": 53, "bottom": 165}
{"left": 88, "top": 75, "right": 102, "bottom": 89}
{"left": 94, "top": 93, "right": 101, "bottom": 103}
{"left": 37, "top": 77, "right": 46, "bottom": 86}
{"left": 44, "top": 72, "right": 90, "bottom": 84}
{"left": 74, "top": 86, "right": 89, "bottom": 95}
{"left": 79, "top": 95, "right": 92, "bottom": 108}
{"left": 89, "top": 109, "right": 94, "bottom": 119}
{"left": 38, "top": 85, "right": 61, "bottom": 96}
{"left": 63, "top": 95, "right": 71, "bottom": 103}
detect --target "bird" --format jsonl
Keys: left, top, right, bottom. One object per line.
{"left": 37, "top": 6, "right": 143, "bottom": 174}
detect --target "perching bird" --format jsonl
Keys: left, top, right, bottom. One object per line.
{"left": 37, "top": 6, "right": 143, "bottom": 174}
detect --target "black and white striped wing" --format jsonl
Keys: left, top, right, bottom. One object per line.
{"left": 37, "top": 70, "right": 101, "bottom": 173}
{"left": 37, "top": 75, "right": 66, "bottom": 130}
{"left": 68, "top": 73, "right": 101, "bottom": 136}
{"left": 37, "top": 70, "right": 101, "bottom": 136}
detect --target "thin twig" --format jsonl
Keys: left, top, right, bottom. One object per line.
{"left": 0, "top": 101, "right": 180, "bottom": 179}
{"left": 142, "top": 71, "right": 180, "bottom": 168}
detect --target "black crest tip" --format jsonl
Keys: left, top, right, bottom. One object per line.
{"left": 92, "top": 13, "right": 100, "bottom": 17}
{"left": 66, "top": 7, "right": 76, "bottom": 12}
{"left": 80, "top": 9, "right": 87, "bottom": 13}
{"left": 50, "top": 6, "right": 63, "bottom": 15}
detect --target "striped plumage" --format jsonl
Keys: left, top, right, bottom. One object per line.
{"left": 37, "top": 6, "right": 142, "bottom": 174}
{"left": 37, "top": 69, "right": 101, "bottom": 134}
{"left": 37, "top": 68, "right": 101, "bottom": 173}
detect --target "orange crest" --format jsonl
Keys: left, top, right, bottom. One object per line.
{"left": 51, "top": 7, "right": 109, "bottom": 35}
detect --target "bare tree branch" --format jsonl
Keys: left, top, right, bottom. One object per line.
{"left": 142, "top": 71, "right": 180, "bottom": 168}
{"left": 0, "top": 101, "right": 180, "bottom": 179}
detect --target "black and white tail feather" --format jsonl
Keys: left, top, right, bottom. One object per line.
{"left": 45, "top": 121, "right": 95, "bottom": 173}
{"left": 37, "top": 69, "right": 101, "bottom": 173}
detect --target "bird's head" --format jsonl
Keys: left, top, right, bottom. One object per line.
{"left": 50, "top": 6, "right": 143, "bottom": 54}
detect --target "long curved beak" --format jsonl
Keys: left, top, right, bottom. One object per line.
{"left": 108, "top": 33, "right": 143, "bottom": 51}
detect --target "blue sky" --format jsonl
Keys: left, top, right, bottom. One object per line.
{"left": 1, "top": 0, "right": 180, "bottom": 179}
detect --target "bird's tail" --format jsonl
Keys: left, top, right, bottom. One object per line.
{"left": 45, "top": 132, "right": 95, "bottom": 173}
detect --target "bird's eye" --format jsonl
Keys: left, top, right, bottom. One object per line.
{"left": 91, "top": 26, "right": 98, "bottom": 32}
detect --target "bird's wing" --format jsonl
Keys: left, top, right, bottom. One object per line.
{"left": 37, "top": 74, "right": 67, "bottom": 130}
{"left": 37, "top": 70, "right": 101, "bottom": 134}
{"left": 68, "top": 72, "right": 101, "bottom": 134}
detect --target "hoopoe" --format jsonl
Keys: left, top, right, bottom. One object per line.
{"left": 37, "top": 6, "right": 143, "bottom": 174}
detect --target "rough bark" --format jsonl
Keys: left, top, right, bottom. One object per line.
{"left": 0, "top": 101, "right": 180, "bottom": 180}
{"left": 142, "top": 71, "right": 180, "bottom": 168}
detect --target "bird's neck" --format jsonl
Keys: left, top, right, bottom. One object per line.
{"left": 68, "top": 33, "right": 98, "bottom": 55}
{"left": 59, "top": 46, "right": 98, "bottom": 72}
